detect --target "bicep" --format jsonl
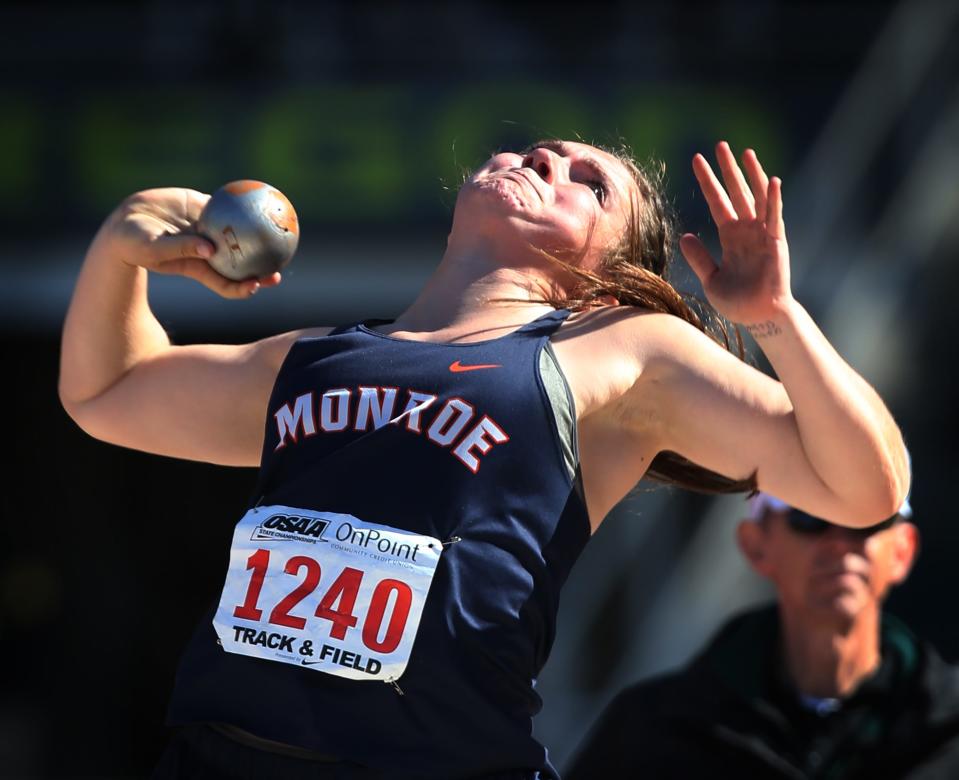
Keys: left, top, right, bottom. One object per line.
{"left": 65, "top": 330, "right": 320, "bottom": 466}
{"left": 634, "top": 318, "right": 839, "bottom": 516}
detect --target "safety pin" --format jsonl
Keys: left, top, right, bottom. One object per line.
{"left": 427, "top": 535, "right": 461, "bottom": 552}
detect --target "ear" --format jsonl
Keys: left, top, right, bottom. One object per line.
{"left": 736, "top": 520, "right": 774, "bottom": 578}
{"left": 594, "top": 293, "right": 620, "bottom": 307}
{"left": 887, "top": 522, "right": 920, "bottom": 585}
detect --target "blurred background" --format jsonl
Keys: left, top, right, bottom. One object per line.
{"left": 2, "top": 0, "right": 958, "bottom": 776}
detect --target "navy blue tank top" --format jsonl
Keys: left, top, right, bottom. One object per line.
{"left": 168, "top": 309, "right": 590, "bottom": 778}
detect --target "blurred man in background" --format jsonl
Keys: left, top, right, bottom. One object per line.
{"left": 567, "top": 491, "right": 959, "bottom": 779}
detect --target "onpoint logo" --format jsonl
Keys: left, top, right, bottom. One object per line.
{"left": 334, "top": 521, "right": 423, "bottom": 562}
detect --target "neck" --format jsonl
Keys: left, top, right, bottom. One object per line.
{"left": 778, "top": 605, "right": 882, "bottom": 699}
{"left": 389, "top": 235, "right": 562, "bottom": 337}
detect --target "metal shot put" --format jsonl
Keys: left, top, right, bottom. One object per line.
{"left": 196, "top": 180, "right": 299, "bottom": 280}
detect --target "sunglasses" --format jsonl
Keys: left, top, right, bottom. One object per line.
{"left": 785, "top": 509, "right": 900, "bottom": 538}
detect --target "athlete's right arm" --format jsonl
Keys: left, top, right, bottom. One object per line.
{"left": 58, "top": 187, "right": 327, "bottom": 467}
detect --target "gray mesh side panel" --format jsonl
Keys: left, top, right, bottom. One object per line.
{"left": 539, "top": 342, "right": 578, "bottom": 481}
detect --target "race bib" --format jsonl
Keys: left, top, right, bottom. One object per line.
{"left": 213, "top": 505, "right": 442, "bottom": 683}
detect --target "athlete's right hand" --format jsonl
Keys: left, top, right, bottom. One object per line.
{"left": 97, "top": 187, "right": 281, "bottom": 299}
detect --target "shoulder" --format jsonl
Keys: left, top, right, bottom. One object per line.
{"left": 549, "top": 306, "right": 682, "bottom": 409}
{"left": 567, "top": 668, "right": 721, "bottom": 779}
{"left": 603, "top": 610, "right": 778, "bottom": 719}
{"left": 885, "top": 615, "right": 959, "bottom": 719}
{"left": 554, "top": 304, "right": 696, "bottom": 347}
{"left": 550, "top": 304, "right": 741, "bottom": 418}
{"left": 554, "top": 304, "right": 737, "bottom": 381}
{"left": 605, "top": 669, "right": 690, "bottom": 714}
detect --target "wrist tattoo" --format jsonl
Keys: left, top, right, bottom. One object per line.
{"left": 745, "top": 320, "right": 783, "bottom": 339}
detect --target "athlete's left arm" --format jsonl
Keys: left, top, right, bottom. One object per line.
{"left": 624, "top": 142, "right": 909, "bottom": 528}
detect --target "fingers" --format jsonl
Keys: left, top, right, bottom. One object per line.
{"left": 186, "top": 262, "right": 278, "bottom": 299}
{"left": 692, "top": 153, "right": 737, "bottom": 226}
{"left": 125, "top": 188, "right": 211, "bottom": 227}
{"left": 155, "top": 232, "right": 217, "bottom": 263}
{"left": 679, "top": 234, "right": 717, "bottom": 285}
{"left": 169, "top": 256, "right": 264, "bottom": 299}
{"left": 715, "top": 141, "right": 755, "bottom": 219}
{"left": 151, "top": 234, "right": 262, "bottom": 299}
{"left": 257, "top": 272, "right": 282, "bottom": 288}
{"left": 765, "top": 177, "right": 785, "bottom": 241}
{"left": 183, "top": 188, "right": 211, "bottom": 221}
{"left": 695, "top": 144, "right": 780, "bottom": 232}
{"left": 741, "top": 149, "right": 769, "bottom": 219}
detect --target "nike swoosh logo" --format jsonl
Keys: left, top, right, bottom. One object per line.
{"left": 301, "top": 659, "right": 324, "bottom": 666}
{"left": 449, "top": 360, "right": 502, "bottom": 372}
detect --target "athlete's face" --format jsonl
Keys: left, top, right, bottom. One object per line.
{"left": 737, "top": 512, "right": 918, "bottom": 629}
{"left": 457, "top": 140, "right": 639, "bottom": 273}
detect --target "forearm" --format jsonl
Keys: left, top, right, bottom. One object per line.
{"left": 59, "top": 221, "right": 170, "bottom": 410}
{"left": 751, "top": 299, "right": 909, "bottom": 522}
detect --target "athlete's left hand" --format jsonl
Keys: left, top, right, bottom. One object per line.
{"left": 679, "top": 142, "right": 794, "bottom": 326}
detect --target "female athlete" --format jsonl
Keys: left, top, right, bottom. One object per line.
{"left": 59, "top": 140, "right": 909, "bottom": 779}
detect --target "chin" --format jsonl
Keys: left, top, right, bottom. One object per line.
{"left": 833, "top": 595, "right": 866, "bottom": 620}
{"left": 804, "top": 585, "right": 868, "bottom": 622}
{"left": 454, "top": 181, "right": 590, "bottom": 264}
{"left": 811, "top": 596, "right": 867, "bottom": 629}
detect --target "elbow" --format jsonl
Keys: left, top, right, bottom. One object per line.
{"left": 875, "top": 478, "right": 909, "bottom": 524}
{"left": 835, "top": 492, "right": 903, "bottom": 529}
{"left": 58, "top": 382, "right": 110, "bottom": 444}
{"left": 830, "top": 450, "right": 911, "bottom": 529}
{"left": 878, "top": 432, "right": 913, "bottom": 520}
{"left": 889, "top": 439, "right": 913, "bottom": 517}
{"left": 856, "top": 448, "right": 912, "bottom": 527}
{"left": 58, "top": 381, "right": 84, "bottom": 427}
{"left": 59, "top": 394, "right": 97, "bottom": 440}
{"left": 58, "top": 379, "right": 89, "bottom": 430}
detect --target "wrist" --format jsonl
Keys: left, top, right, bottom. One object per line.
{"left": 88, "top": 218, "right": 140, "bottom": 272}
{"left": 741, "top": 297, "right": 801, "bottom": 341}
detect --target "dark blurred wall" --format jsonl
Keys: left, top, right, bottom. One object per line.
{"left": 0, "top": 0, "right": 887, "bottom": 244}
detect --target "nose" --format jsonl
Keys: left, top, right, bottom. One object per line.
{"left": 523, "top": 147, "right": 557, "bottom": 183}
{"left": 818, "top": 526, "right": 867, "bottom": 554}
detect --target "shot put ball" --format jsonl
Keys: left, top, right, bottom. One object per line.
{"left": 196, "top": 180, "right": 299, "bottom": 280}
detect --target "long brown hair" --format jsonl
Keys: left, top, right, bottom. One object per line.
{"left": 527, "top": 140, "right": 757, "bottom": 495}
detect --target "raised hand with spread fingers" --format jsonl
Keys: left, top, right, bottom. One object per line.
{"left": 680, "top": 142, "right": 791, "bottom": 332}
